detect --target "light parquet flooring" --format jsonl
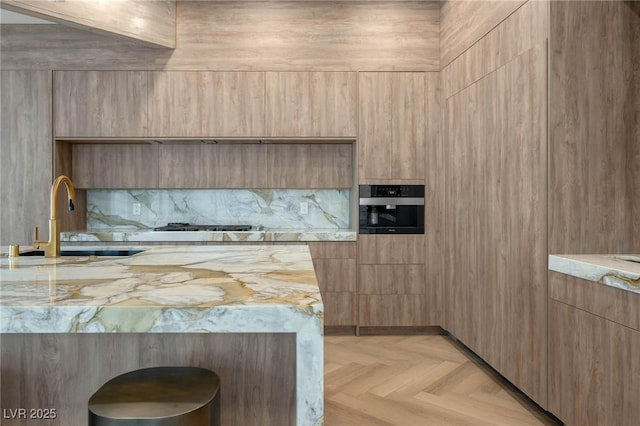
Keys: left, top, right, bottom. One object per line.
{"left": 324, "top": 335, "right": 557, "bottom": 426}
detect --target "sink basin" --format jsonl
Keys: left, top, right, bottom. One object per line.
{"left": 19, "top": 249, "right": 144, "bottom": 257}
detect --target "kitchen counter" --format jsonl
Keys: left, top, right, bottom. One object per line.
{"left": 61, "top": 228, "right": 357, "bottom": 243}
{"left": 549, "top": 254, "right": 640, "bottom": 294}
{"left": 0, "top": 245, "right": 323, "bottom": 425}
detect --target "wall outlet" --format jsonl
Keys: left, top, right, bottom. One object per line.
{"left": 132, "top": 202, "right": 141, "bottom": 216}
{"left": 299, "top": 202, "right": 309, "bottom": 215}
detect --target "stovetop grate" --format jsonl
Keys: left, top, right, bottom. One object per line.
{"left": 153, "top": 223, "right": 256, "bottom": 232}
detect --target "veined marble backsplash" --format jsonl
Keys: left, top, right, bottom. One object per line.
{"left": 86, "top": 189, "right": 351, "bottom": 230}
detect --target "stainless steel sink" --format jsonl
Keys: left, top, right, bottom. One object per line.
{"left": 19, "top": 249, "right": 144, "bottom": 257}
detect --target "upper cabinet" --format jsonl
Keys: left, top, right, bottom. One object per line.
{"left": 148, "top": 72, "right": 265, "bottom": 137}
{"left": 54, "top": 71, "right": 149, "bottom": 137}
{"left": 54, "top": 71, "right": 357, "bottom": 139}
{"left": 72, "top": 144, "right": 159, "bottom": 189}
{"left": 358, "top": 72, "right": 426, "bottom": 181}
{"left": 265, "top": 72, "right": 357, "bottom": 138}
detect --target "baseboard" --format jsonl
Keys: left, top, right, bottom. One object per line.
{"left": 358, "top": 326, "right": 446, "bottom": 335}
{"left": 324, "top": 326, "right": 357, "bottom": 336}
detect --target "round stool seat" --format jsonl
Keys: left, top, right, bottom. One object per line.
{"left": 89, "top": 367, "right": 220, "bottom": 426}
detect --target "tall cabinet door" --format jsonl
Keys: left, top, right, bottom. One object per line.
{"left": 1, "top": 71, "right": 52, "bottom": 245}
{"left": 148, "top": 72, "right": 265, "bottom": 137}
{"left": 358, "top": 72, "right": 426, "bottom": 181}
{"left": 54, "top": 71, "right": 149, "bottom": 137}
{"left": 265, "top": 72, "right": 357, "bottom": 137}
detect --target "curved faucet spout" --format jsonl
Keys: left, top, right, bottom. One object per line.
{"left": 50, "top": 175, "right": 76, "bottom": 219}
{"left": 34, "top": 175, "right": 76, "bottom": 257}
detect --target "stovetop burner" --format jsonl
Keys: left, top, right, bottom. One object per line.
{"left": 153, "top": 223, "right": 257, "bottom": 232}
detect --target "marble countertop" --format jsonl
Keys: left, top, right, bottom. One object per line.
{"left": 549, "top": 254, "right": 640, "bottom": 294}
{"left": 0, "top": 245, "right": 323, "bottom": 332}
{"left": 0, "top": 244, "right": 324, "bottom": 425}
{"left": 61, "top": 228, "right": 357, "bottom": 242}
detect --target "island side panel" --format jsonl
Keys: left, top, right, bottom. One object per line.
{"left": 0, "top": 332, "right": 296, "bottom": 426}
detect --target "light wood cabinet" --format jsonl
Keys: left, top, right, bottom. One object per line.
{"left": 0, "top": 71, "right": 52, "bottom": 245}
{"left": 549, "top": 279, "right": 640, "bottom": 426}
{"left": 265, "top": 72, "right": 357, "bottom": 137}
{"left": 72, "top": 144, "right": 159, "bottom": 188}
{"left": 308, "top": 242, "right": 357, "bottom": 327}
{"left": 266, "top": 144, "right": 353, "bottom": 188}
{"left": 54, "top": 71, "right": 149, "bottom": 137}
{"left": 358, "top": 235, "right": 425, "bottom": 265}
{"left": 148, "top": 72, "right": 265, "bottom": 137}
{"left": 358, "top": 265, "right": 424, "bottom": 295}
{"left": 357, "top": 235, "right": 426, "bottom": 327}
{"left": 443, "top": 43, "right": 547, "bottom": 405}
{"left": 358, "top": 72, "right": 425, "bottom": 181}
{"left": 158, "top": 144, "right": 267, "bottom": 188}
{"left": 359, "top": 295, "right": 425, "bottom": 326}
{"left": 69, "top": 141, "right": 353, "bottom": 190}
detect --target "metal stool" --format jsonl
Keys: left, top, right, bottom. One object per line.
{"left": 88, "top": 367, "right": 220, "bottom": 426}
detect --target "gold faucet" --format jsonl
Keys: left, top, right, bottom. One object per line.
{"left": 34, "top": 175, "right": 76, "bottom": 257}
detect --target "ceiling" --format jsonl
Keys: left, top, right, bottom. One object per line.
{"left": 0, "top": 8, "right": 56, "bottom": 24}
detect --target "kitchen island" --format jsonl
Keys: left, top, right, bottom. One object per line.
{"left": 548, "top": 254, "right": 640, "bottom": 425}
{"left": 0, "top": 245, "right": 323, "bottom": 425}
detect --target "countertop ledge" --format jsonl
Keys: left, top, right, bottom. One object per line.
{"left": 549, "top": 254, "right": 640, "bottom": 295}
{"left": 60, "top": 228, "right": 357, "bottom": 242}
{"left": 0, "top": 244, "right": 323, "bottom": 333}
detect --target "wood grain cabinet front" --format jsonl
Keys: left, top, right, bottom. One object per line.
{"left": 265, "top": 72, "right": 357, "bottom": 138}
{"left": 54, "top": 71, "right": 149, "bottom": 138}
{"left": 148, "top": 72, "right": 265, "bottom": 137}
{"left": 72, "top": 144, "right": 159, "bottom": 189}
{"left": 357, "top": 235, "right": 426, "bottom": 327}
{"left": 157, "top": 143, "right": 352, "bottom": 189}
{"left": 548, "top": 272, "right": 640, "bottom": 425}
{"left": 158, "top": 143, "right": 267, "bottom": 188}
{"left": 549, "top": 299, "right": 640, "bottom": 426}
{"left": 1, "top": 70, "right": 52, "bottom": 245}
{"left": 358, "top": 72, "right": 426, "bottom": 181}
{"left": 308, "top": 242, "right": 357, "bottom": 327}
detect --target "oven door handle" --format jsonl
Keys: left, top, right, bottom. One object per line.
{"left": 359, "top": 198, "right": 424, "bottom": 206}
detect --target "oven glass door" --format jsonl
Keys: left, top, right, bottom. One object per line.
{"left": 359, "top": 204, "right": 424, "bottom": 234}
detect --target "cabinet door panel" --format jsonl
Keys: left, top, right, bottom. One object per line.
{"left": 358, "top": 72, "right": 393, "bottom": 179}
{"left": 308, "top": 242, "right": 357, "bottom": 327}
{"left": 1, "top": 71, "right": 52, "bottom": 245}
{"left": 308, "top": 242, "right": 357, "bottom": 260}
{"left": 322, "top": 292, "right": 357, "bottom": 326}
{"left": 149, "top": 72, "right": 265, "bottom": 137}
{"left": 54, "top": 71, "right": 148, "bottom": 137}
{"left": 392, "top": 72, "right": 425, "bottom": 179}
{"left": 358, "top": 72, "right": 425, "bottom": 180}
{"left": 72, "top": 144, "right": 158, "bottom": 188}
{"left": 359, "top": 295, "right": 425, "bottom": 326}
{"left": 359, "top": 265, "right": 424, "bottom": 294}
{"left": 265, "top": 72, "right": 357, "bottom": 137}
{"left": 358, "top": 235, "right": 425, "bottom": 265}
{"left": 312, "top": 259, "right": 357, "bottom": 293}
{"left": 549, "top": 300, "right": 640, "bottom": 426}
{"left": 267, "top": 144, "right": 352, "bottom": 188}
{"left": 158, "top": 144, "right": 267, "bottom": 188}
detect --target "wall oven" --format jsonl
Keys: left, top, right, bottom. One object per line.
{"left": 358, "top": 185, "right": 424, "bottom": 234}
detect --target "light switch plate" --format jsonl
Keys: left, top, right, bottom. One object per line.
{"left": 299, "top": 202, "right": 308, "bottom": 215}
{"left": 133, "top": 202, "right": 141, "bottom": 216}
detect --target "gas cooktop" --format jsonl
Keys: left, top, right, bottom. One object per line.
{"left": 153, "top": 223, "right": 258, "bottom": 232}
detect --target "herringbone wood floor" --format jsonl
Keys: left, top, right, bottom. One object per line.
{"left": 324, "top": 335, "right": 557, "bottom": 426}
